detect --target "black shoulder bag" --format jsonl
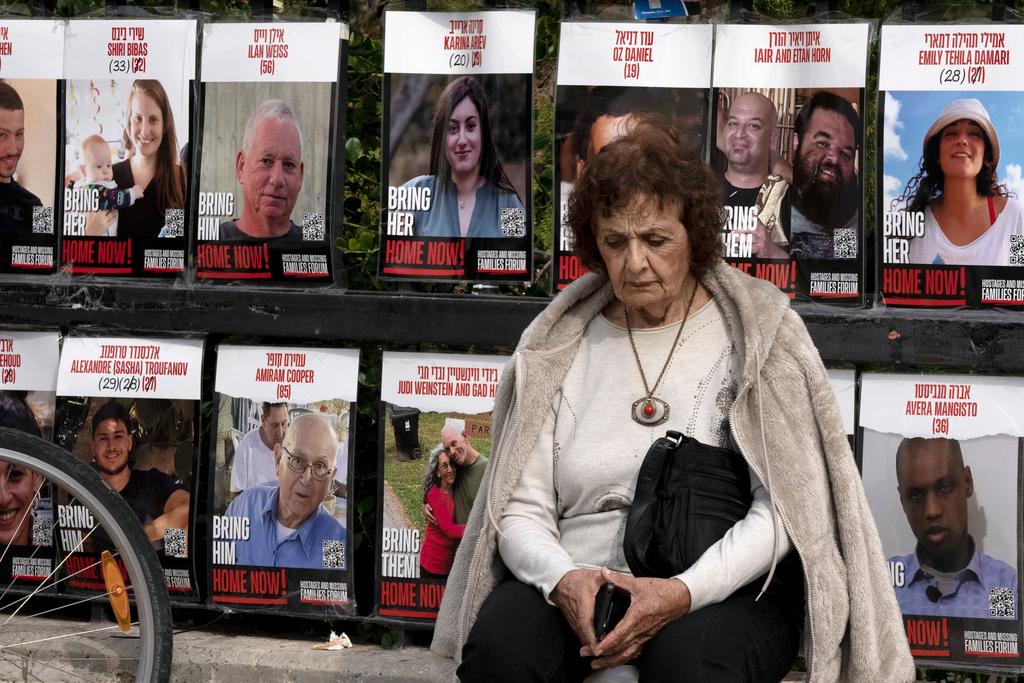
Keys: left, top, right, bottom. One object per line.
{"left": 624, "top": 430, "right": 753, "bottom": 578}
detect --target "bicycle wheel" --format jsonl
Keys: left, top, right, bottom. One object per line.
{"left": 0, "top": 427, "right": 173, "bottom": 682}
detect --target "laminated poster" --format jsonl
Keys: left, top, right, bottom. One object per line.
{"left": 553, "top": 22, "right": 711, "bottom": 291}
{"left": 377, "top": 351, "right": 506, "bottom": 621}
{"left": 196, "top": 22, "right": 346, "bottom": 282}
{"left": 53, "top": 336, "right": 203, "bottom": 601}
{"left": 827, "top": 367, "right": 856, "bottom": 446}
{"left": 860, "top": 373, "right": 1024, "bottom": 667}
{"left": 0, "top": 21, "right": 63, "bottom": 274}
{"left": 879, "top": 25, "right": 1024, "bottom": 308}
{"left": 0, "top": 330, "right": 59, "bottom": 592}
{"left": 380, "top": 11, "right": 535, "bottom": 282}
{"left": 60, "top": 19, "right": 195, "bottom": 277}
{"left": 713, "top": 23, "right": 869, "bottom": 302}
{"left": 210, "top": 344, "right": 358, "bottom": 615}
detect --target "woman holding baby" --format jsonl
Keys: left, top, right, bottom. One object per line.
{"left": 79, "top": 79, "right": 186, "bottom": 238}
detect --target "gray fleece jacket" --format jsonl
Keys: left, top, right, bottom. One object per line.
{"left": 431, "top": 262, "right": 915, "bottom": 682}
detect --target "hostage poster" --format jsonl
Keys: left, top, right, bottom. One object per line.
{"left": 60, "top": 19, "right": 195, "bottom": 277}
{"left": 53, "top": 335, "right": 203, "bottom": 602}
{"left": 376, "top": 351, "right": 506, "bottom": 621}
{"left": 860, "top": 373, "right": 1023, "bottom": 667}
{"left": 827, "top": 367, "right": 856, "bottom": 450}
{"left": 210, "top": 344, "right": 358, "bottom": 615}
{"left": 552, "top": 21, "right": 711, "bottom": 291}
{"left": 196, "top": 22, "right": 345, "bottom": 282}
{"left": 380, "top": 10, "right": 534, "bottom": 282}
{"left": 713, "top": 23, "right": 869, "bottom": 302}
{"left": 0, "top": 21, "right": 62, "bottom": 274}
{"left": 879, "top": 25, "right": 1024, "bottom": 308}
{"left": 0, "top": 330, "right": 59, "bottom": 592}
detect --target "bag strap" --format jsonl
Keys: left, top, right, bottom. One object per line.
{"left": 623, "top": 431, "right": 684, "bottom": 575}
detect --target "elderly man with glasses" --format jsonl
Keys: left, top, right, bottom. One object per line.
{"left": 225, "top": 413, "right": 345, "bottom": 569}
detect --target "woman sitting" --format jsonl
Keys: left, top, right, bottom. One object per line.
{"left": 420, "top": 444, "right": 465, "bottom": 579}
{"left": 432, "top": 122, "right": 913, "bottom": 682}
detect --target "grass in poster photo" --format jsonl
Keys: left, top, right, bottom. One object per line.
{"left": 63, "top": 79, "right": 188, "bottom": 239}
{"left": 0, "top": 79, "right": 57, "bottom": 228}
{"left": 713, "top": 86, "right": 862, "bottom": 261}
{"left": 54, "top": 396, "right": 193, "bottom": 554}
{"left": 383, "top": 407, "right": 491, "bottom": 577}
{"left": 198, "top": 82, "right": 331, "bottom": 242}
{"left": 884, "top": 91, "right": 1024, "bottom": 267}
{"left": 387, "top": 73, "right": 528, "bottom": 239}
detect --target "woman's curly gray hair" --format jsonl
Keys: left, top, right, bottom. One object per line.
{"left": 421, "top": 443, "right": 447, "bottom": 503}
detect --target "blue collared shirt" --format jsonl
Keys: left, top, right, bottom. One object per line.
{"left": 890, "top": 545, "right": 1017, "bottom": 620}
{"left": 225, "top": 485, "right": 346, "bottom": 570}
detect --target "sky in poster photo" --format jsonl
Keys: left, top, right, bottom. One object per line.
{"left": 882, "top": 90, "right": 1024, "bottom": 211}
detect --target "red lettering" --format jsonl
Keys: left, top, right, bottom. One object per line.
{"left": 198, "top": 244, "right": 232, "bottom": 270}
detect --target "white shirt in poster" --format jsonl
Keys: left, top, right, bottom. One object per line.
{"left": 909, "top": 197, "right": 1024, "bottom": 266}
{"left": 229, "top": 426, "right": 277, "bottom": 493}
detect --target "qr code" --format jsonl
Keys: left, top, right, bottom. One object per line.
{"left": 32, "top": 517, "right": 53, "bottom": 547}
{"left": 164, "top": 528, "right": 187, "bottom": 559}
{"left": 1010, "top": 235, "right": 1024, "bottom": 265}
{"left": 32, "top": 206, "right": 53, "bottom": 234}
{"left": 323, "top": 540, "right": 346, "bottom": 569}
{"left": 162, "top": 209, "right": 184, "bottom": 238}
{"left": 500, "top": 208, "right": 526, "bottom": 237}
{"left": 833, "top": 228, "right": 857, "bottom": 258}
{"left": 303, "top": 213, "right": 325, "bottom": 241}
{"left": 990, "top": 587, "right": 1015, "bottom": 618}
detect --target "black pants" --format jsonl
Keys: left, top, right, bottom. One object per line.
{"left": 458, "top": 575, "right": 803, "bottom": 683}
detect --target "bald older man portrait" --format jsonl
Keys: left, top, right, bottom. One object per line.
{"left": 719, "top": 91, "right": 790, "bottom": 259}
{"left": 888, "top": 437, "right": 1016, "bottom": 619}
{"left": 225, "top": 413, "right": 345, "bottom": 570}
{"left": 219, "top": 99, "right": 305, "bottom": 243}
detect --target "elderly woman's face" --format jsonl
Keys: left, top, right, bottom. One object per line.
{"left": 437, "top": 451, "right": 456, "bottom": 488}
{"left": 938, "top": 119, "right": 986, "bottom": 181}
{"left": 595, "top": 197, "right": 693, "bottom": 315}
{"left": 446, "top": 96, "right": 482, "bottom": 177}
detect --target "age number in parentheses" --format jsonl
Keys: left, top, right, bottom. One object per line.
{"left": 448, "top": 51, "right": 482, "bottom": 69}
{"left": 109, "top": 57, "right": 147, "bottom": 75}
{"left": 98, "top": 375, "right": 140, "bottom": 392}
{"left": 940, "top": 66, "right": 986, "bottom": 85}
{"left": 0, "top": 368, "right": 14, "bottom": 384}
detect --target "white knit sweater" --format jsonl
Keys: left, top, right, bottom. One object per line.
{"left": 498, "top": 299, "right": 792, "bottom": 612}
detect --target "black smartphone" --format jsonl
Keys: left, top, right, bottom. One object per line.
{"left": 593, "top": 582, "right": 630, "bottom": 639}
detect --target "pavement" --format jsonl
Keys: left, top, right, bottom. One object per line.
{"left": 0, "top": 610, "right": 440, "bottom": 682}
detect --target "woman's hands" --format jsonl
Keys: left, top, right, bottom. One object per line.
{"left": 580, "top": 567, "right": 692, "bottom": 669}
{"left": 550, "top": 568, "right": 606, "bottom": 652}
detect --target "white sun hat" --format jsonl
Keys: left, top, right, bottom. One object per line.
{"left": 923, "top": 98, "right": 1000, "bottom": 167}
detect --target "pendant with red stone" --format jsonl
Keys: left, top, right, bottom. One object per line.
{"left": 631, "top": 396, "right": 669, "bottom": 426}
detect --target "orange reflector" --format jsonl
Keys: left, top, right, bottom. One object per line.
{"left": 101, "top": 550, "right": 131, "bottom": 632}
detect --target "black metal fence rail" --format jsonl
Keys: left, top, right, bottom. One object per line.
{"left": 3, "top": 276, "right": 1023, "bottom": 371}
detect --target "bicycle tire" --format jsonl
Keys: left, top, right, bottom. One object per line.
{"left": 0, "top": 426, "right": 173, "bottom": 682}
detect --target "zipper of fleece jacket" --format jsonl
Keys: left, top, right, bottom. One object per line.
{"left": 458, "top": 351, "right": 525, "bottom": 648}
{"left": 728, "top": 375, "right": 816, "bottom": 681}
